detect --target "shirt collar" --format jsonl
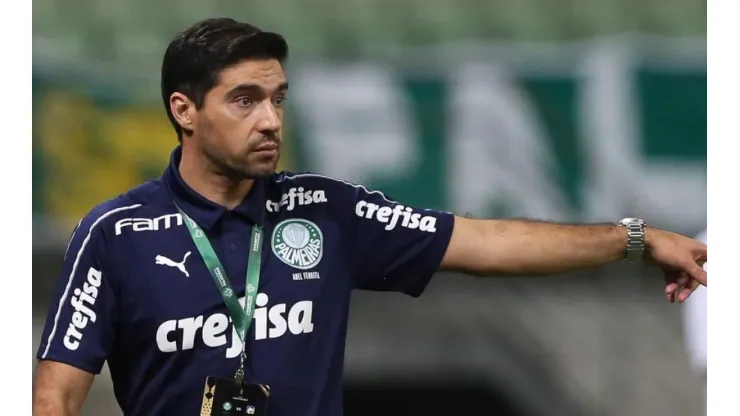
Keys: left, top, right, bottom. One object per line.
{"left": 162, "top": 146, "right": 267, "bottom": 231}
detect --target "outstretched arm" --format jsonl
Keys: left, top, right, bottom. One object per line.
{"left": 440, "top": 217, "right": 707, "bottom": 299}
{"left": 441, "top": 218, "right": 627, "bottom": 275}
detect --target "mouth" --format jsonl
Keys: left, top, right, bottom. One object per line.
{"left": 252, "top": 144, "right": 279, "bottom": 157}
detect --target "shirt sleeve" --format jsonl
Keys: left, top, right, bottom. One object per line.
{"left": 36, "top": 210, "right": 119, "bottom": 374}
{"left": 346, "top": 184, "right": 455, "bottom": 297}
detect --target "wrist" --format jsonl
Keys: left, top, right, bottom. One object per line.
{"left": 617, "top": 218, "right": 647, "bottom": 261}
{"left": 644, "top": 226, "right": 655, "bottom": 249}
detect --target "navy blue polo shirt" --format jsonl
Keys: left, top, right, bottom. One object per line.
{"left": 36, "top": 146, "right": 455, "bottom": 416}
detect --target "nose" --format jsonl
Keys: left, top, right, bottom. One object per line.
{"left": 254, "top": 101, "right": 281, "bottom": 136}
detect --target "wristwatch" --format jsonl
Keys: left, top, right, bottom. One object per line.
{"left": 617, "top": 218, "right": 646, "bottom": 261}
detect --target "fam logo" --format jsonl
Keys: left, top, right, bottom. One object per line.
{"left": 115, "top": 213, "right": 183, "bottom": 235}
{"left": 266, "top": 187, "right": 328, "bottom": 213}
{"left": 271, "top": 219, "right": 323, "bottom": 270}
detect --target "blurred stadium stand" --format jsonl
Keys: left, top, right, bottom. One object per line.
{"left": 33, "top": 0, "right": 706, "bottom": 90}
{"left": 32, "top": 1, "right": 706, "bottom": 415}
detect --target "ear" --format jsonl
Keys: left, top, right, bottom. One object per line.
{"left": 169, "top": 92, "right": 197, "bottom": 135}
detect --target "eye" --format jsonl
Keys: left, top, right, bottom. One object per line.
{"left": 274, "top": 93, "right": 287, "bottom": 106}
{"left": 235, "top": 97, "right": 252, "bottom": 107}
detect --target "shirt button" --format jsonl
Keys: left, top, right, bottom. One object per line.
{"left": 229, "top": 244, "right": 237, "bottom": 252}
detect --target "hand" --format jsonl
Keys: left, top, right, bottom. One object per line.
{"left": 644, "top": 229, "right": 707, "bottom": 303}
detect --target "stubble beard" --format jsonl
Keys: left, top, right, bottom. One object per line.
{"left": 202, "top": 138, "right": 279, "bottom": 182}
{"left": 196, "top": 119, "right": 279, "bottom": 181}
{"left": 203, "top": 143, "right": 280, "bottom": 181}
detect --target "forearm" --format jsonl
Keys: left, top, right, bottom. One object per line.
{"left": 32, "top": 361, "right": 93, "bottom": 416}
{"left": 442, "top": 217, "right": 630, "bottom": 276}
{"left": 32, "top": 392, "right": 77, "bottom": 416}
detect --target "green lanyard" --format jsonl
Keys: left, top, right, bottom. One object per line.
{"left": 175, "top": 204, "right": 263, "bottom": 381}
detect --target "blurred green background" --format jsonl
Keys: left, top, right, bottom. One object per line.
{"left": 32, "top": 1, "right": 706, "bottom": 415}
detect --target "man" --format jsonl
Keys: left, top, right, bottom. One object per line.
{"left": 32, "top": 18, "right": 707, "bottom": 416}
{"left": 682, "top": 229, "right": 707, "bottom": 413}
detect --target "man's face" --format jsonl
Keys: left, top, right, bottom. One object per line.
{"left": 194, "top": 59, "right": 288, "bottom": 179}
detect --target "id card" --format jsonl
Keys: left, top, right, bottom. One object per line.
{"left": 200, "top": 376, "right": 270, "bottom": 416}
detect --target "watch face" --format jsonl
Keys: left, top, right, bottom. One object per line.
{"left": 620, "top": 218, "right": 644, "bottom": 226}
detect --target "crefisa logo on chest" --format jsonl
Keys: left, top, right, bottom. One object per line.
{"left": 156, "top": 294, "right": 315, "bottom": 358}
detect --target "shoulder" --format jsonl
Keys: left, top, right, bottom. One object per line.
{"left": 271, "top": 171, "right": 391, "bottom": 200}
{"left": 273, "top": 170, "right": 352, "bottom": 188}
{"left": 266, "top": 170, "right": 396, "bottom": 221}
{"left": 70, "top": 179, "right": 166, "bottom": 245}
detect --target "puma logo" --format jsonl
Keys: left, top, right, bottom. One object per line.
{"left": 155, "top": 251, "right": 192, "bottom": 277}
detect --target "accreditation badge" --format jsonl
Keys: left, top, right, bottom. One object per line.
{"left": 200, "top": 376, "right": 270, "bottom": 415}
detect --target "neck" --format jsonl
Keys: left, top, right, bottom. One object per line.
{"left": 178, "top": 145, "right": 253, "bottom": 210}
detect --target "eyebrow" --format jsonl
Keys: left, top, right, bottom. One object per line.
{"left": 226, "top": 82, "right": 289, "bottom": 98}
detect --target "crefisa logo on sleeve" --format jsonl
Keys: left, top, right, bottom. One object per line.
{"left": 64, "top": 267, "right": 103, "bottom": 351}
{"left": 354, "top": 201, "right": 437, "bottom": 232}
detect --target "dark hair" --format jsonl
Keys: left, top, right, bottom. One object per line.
{"left": 161, "top": 18, "right": 289, "bottom": 141}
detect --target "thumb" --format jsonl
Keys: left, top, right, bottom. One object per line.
{"left": 684, "top": 260, "right": 707, "bottom": 287}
